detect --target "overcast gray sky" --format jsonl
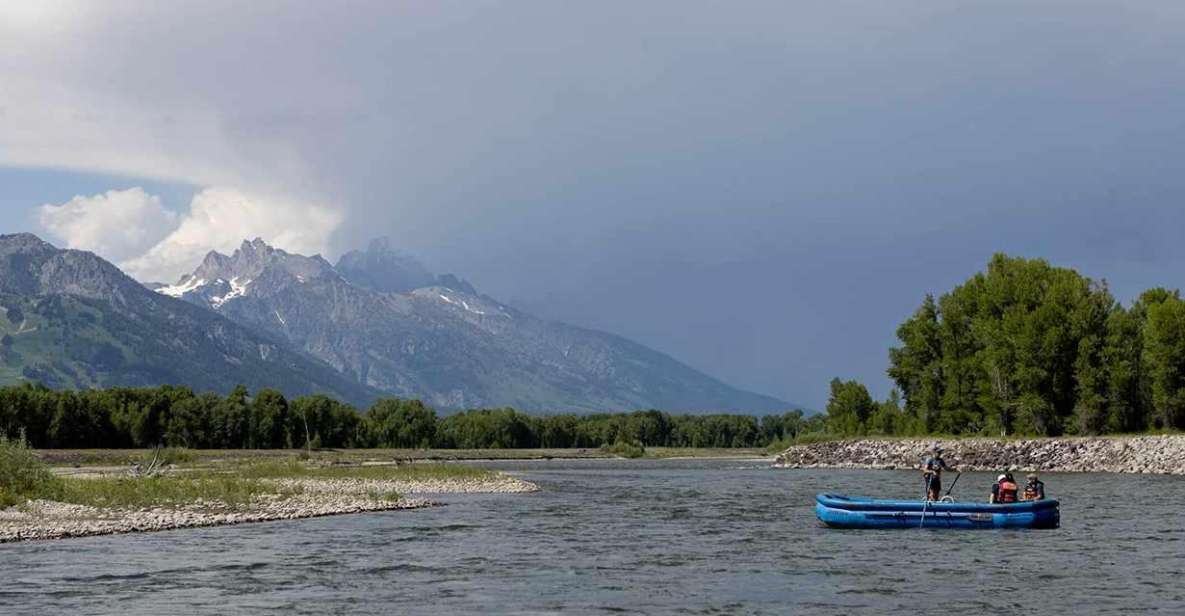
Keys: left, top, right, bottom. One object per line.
{"left": 3, "top": 1, "right": 1185, "bottom": 409}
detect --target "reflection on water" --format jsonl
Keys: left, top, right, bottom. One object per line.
{"left": 2, "top": 459, "right": 1183, "bottom": 615}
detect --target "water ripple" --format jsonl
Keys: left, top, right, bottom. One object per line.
{"left": 0, "top": 461, "right": 1177, "bottom": 615}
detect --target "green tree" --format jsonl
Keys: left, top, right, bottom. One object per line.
{"left": 249, "top": 388, "right": 289, "bottom": 448}
{"left": 1100, "top": 306, "right": 1146, "bottom": 432}
{"left": 866, "top": 390, "right": 904, "bottom": 435}
{"left": 825, "top": 378, "right": 875, "bottom": 435}
{"left": 166, "top": 393, "right": 220, "bottom": 448}
{"left": 888, "top": 295, "right": 943, "bottom": 422}
{"left": 1142, "top": 291, "right": 1185, "bottom": 430}
{"left": 364, "top": 398, "right": 438, "bottom": 448}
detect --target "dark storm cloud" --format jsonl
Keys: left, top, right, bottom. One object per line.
{"left": 4, "top": 1, "right": 1185, "bottom": 406}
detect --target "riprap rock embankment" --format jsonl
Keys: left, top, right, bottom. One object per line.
{"left": 773, "top": 435, "right": 1185, "bottom": 474}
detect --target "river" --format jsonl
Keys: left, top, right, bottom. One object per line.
{"left": 2, "top": 459, "right": 1183, "bottom": 614}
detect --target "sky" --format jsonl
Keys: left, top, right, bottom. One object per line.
{"left": 3, "top": 1, "right": 1185, "bottom": 409}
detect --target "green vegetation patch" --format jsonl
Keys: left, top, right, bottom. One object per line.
{"left": 0, "top": 435, "right": 65, "bottom": 507}
{"left": 3, "top": 441, "right": 495, "bottom": 511}
{"left": 228, "top": 457, "right": 493, "bottom": 481}
{"left": 600, "top": 440, "right": 646, "bottom": 458}
{"left": 57, "top": 474, "right": 298, "bottom": 510}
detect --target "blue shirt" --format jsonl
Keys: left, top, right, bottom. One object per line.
{"left": 924, "top": 456, "right": 953, "bottom": 473}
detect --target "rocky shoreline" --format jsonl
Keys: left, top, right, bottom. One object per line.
{"left": 0, "top": 474, "right": 538, "bottom": 543}
{"left": 773, "top": 435, "right": 1185, "bottom": 475}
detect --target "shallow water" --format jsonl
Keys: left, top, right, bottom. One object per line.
{"left": 3, "top": 459, "right": 1183, "bottom": 615}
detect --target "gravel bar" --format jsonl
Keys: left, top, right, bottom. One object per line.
{"left": 0, "top": 474, "right": 539, "bottom": 543}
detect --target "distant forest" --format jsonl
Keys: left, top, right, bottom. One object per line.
{"left": 0, "top": 383, "right": 809, "bottom": 450}
{"left": 824, "top": 254, "right": 1185, "bottom": 437}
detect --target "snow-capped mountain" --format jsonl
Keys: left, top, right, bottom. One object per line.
{"left": 0, "top": 233, "right": 379, "bottom": 404}
{"left": 157, "top": 238, "right": 333, "bottom": 307}
{"left": 157, "top": 238, "right": 790, "bottom": 413}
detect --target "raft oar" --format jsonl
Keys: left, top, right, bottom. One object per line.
{"left": 920, "top": 473, "right": 933, "bottom": 528}
{"left": 944, "top": 472, "right": 962, "bottom": 499}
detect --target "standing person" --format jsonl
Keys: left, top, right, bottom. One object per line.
{"left": 922, "top": 446, "right": 957, "bottom": 501}
{"left": 1022, "top": 473, "right": 1046, "bottom": 501}
{"left": 990, "top": 473, "right": 1019, "bottom": 504}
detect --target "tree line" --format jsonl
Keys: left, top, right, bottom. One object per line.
{"left": 824, "top": 254, "right": 1185, "bottom": 437}
{"left": 0, "top": 383, "right": 811, "bottom": 449}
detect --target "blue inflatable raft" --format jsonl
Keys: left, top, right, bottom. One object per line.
{"left": 816, "top": 493, "right": 1060, "bottom": 529}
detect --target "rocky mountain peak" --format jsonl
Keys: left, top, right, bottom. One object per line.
{"left": 0, "top": 233, "right": 56, "bottom": 258}
{"left": 159, "top": 238, "right": 336, "bottom": 304}
{"left": 198, "top": 250, "right": 232, "bottom": 274}
{"left": 237, "top": 237, "right": 276, "bottom": 261}
{"left": 335, "top": 237, "right": 437, "bottom": 293}
{"left": 0, "top": 233, "right": 139, "bottom": 303}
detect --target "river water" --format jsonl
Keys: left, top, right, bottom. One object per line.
{"left": 3, "top": 459, "right": 1183, "bottom": 615}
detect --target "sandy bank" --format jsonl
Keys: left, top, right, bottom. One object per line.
{"left": 0, "top": 474, "right": 538, "bottom": 543}
{"left": 773, "top": 435, "right": 1185, "bottom": 474}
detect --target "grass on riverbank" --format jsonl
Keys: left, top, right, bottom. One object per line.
{"left": 34, "top": 446, "right": 773, "bottom": 467}
{"left": 4, "top": 441, "right": 502, "bottom": 510}
{"left": 54, "top": 459, "right": 497, "bottom": 510}
{"left": 226, "top": 458, "right": 493, "bottom": 481}
{"left": 57, "top": 474, "right": 298, "bottom": 510}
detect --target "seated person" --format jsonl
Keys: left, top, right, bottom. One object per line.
{"left": 1022, "top": 473, "right": 1045, "bottom": 500}
{"left": 990, "top": 472, "right": 1018, "bottom": 504}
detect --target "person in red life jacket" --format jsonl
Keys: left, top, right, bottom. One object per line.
{"left": 990, "top": 473, "right": 1019, "bottom": 504}
{"left": 921, "top": 446, "right": 957, "bottom": 501}
{"left": 1022, "top": 473, "right": 1045, "bottom": 501}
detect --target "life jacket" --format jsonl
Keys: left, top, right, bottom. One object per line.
{"left": 1023, "top": 482, "right": 1042, "bottom": 500}
{"left": 997, "top": 480, "right": 1018, "bottom": 503}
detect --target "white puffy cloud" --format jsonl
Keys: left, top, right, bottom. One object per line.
{"left": 122, "top": 187, "right": 343, "bottom": 283}
{"left": 38, "top": 187, "right": 179, "bottom": 262}
{"left": 37, "top": 185, "right": 343, "bottom": 283}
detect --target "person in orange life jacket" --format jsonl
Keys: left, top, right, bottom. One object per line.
{"left": 990, "top": 472, "right": 1019, "bottom": 504}
{"left": 1022, "top": 473, "right": 1045, "bottom": 500}
{"left": 921, "top": 446, "right": 957, "bottom": 501}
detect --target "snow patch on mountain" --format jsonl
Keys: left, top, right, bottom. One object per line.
{"left": 437, "top": 292, "right": 487, "bottom": 315}
{"left": 211, "top": 277, "right": 253, "bottom": 307}
{"left": 157, "top": 276, "right": 206, "bottom": 298}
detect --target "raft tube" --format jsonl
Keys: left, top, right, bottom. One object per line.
{"left": 816, "top": 493, "right": 1060, "bottom": 529}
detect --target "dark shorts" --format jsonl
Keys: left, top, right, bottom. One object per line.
{"left": 927, "top": 477, "right": 941, "bottom": 493}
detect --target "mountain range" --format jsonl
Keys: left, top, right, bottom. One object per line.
{"left": 0, "top": 233, "right": 377, "bottom": 404}
{"left": 0, "top": 233, "right": 791, "bottom": 413}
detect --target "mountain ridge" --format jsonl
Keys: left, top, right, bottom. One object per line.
{"left": 159, "top": 236, "right": 793, "bottom": 413}
{"left": 0, "top": 233, "right": 380, "bottom": 405}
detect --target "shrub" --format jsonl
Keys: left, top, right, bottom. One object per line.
{"left": 764, "top": 436, "right": 793, "bottom": 454}
{"left": 791, "top": 432, "right": 843, "bottom": 446}
{"left": 0, "top": 435, "right": 64, "bottom": 507}
{"left": 145, "top": 446, "right": 195, "bottom": 466}
{"left": 600, "top": 439, "right": 646, "bottom": 459}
